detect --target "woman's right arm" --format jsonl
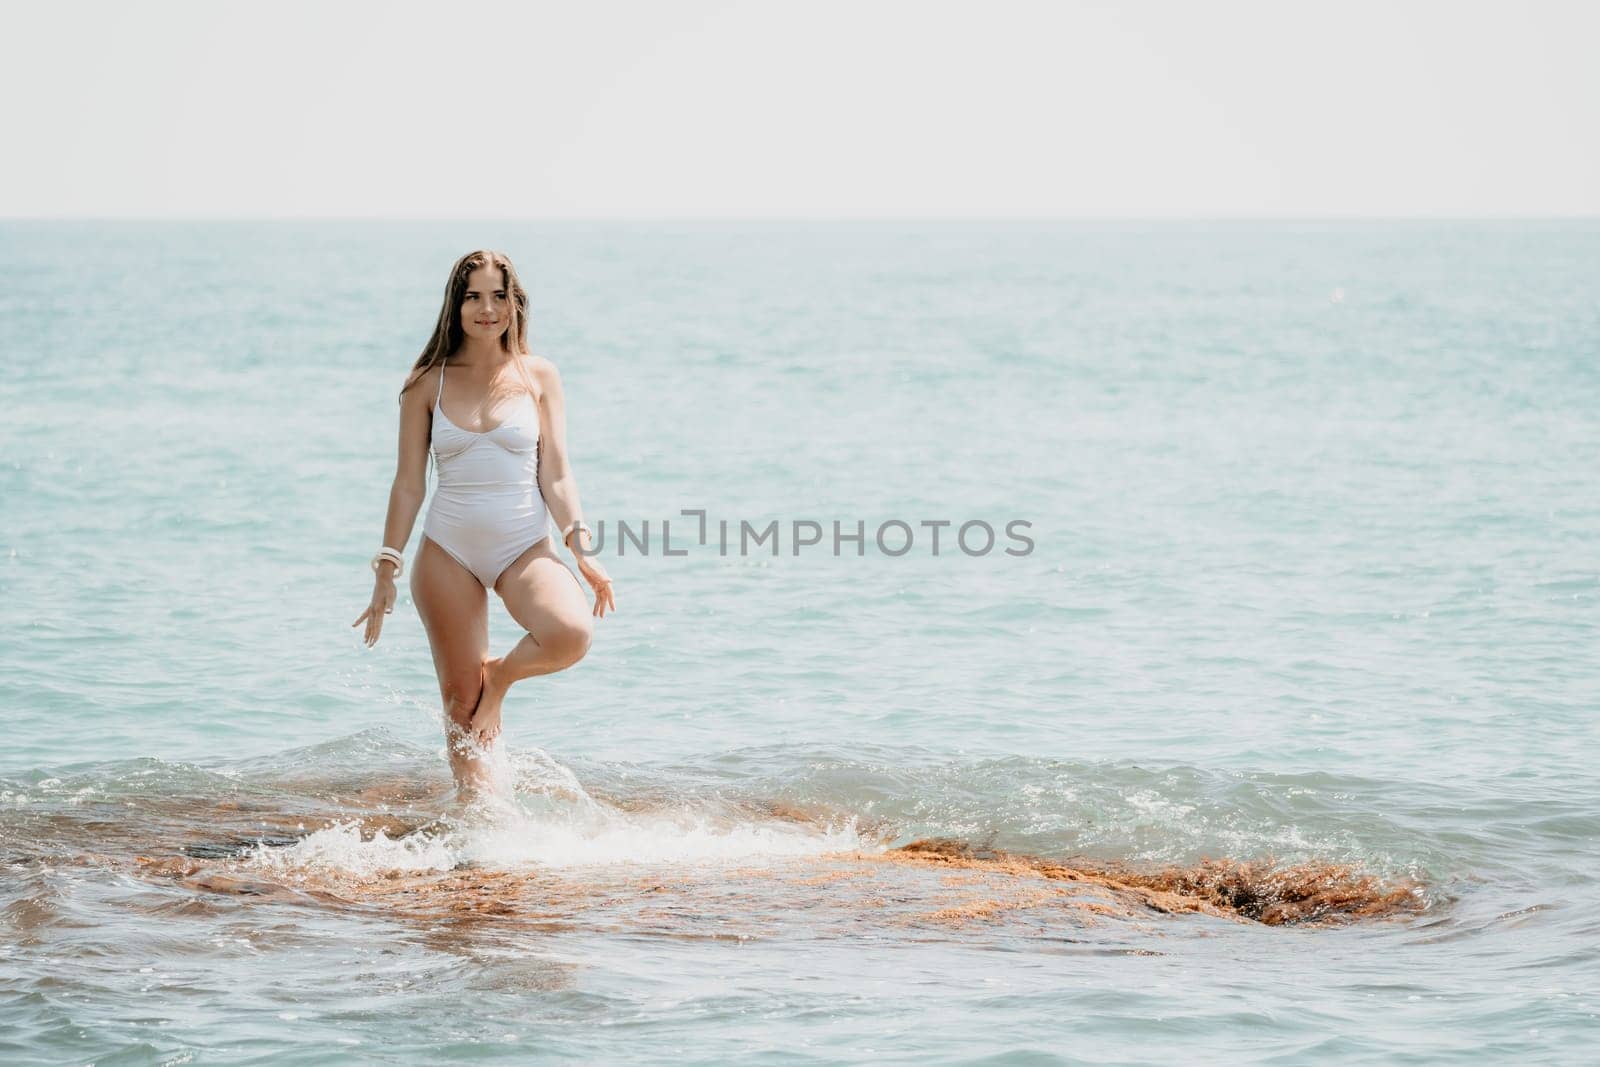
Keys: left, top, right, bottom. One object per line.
{"left": 354, "top": 368, "right": 434, "bottom": 647}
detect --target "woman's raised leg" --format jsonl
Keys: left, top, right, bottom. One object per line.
{"left": 410, "top": 535, "right": 493, "bottom": 797}
{"left": 468, "top": 536, "right": 594, "bottom": 743}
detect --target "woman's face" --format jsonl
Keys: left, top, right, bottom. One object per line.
{"left": 459, "top": 265, "right": 511, "bottom": 344}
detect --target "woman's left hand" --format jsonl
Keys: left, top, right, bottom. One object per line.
{"left": 576, "top": 553, "right": 616, "bottom": 618}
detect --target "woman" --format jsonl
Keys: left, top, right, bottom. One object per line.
{"left": 351, "top": 250, "right": 616, "bottom": 798}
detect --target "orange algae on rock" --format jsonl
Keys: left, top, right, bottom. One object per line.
{"left": 861, "top": 838, "right": 1426, "bottom": 926}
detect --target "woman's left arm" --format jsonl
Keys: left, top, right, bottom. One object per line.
{"left": 531, "top": 356, "right": 615, "bottom": 615}
{"left": 531, "top": 356, "right": 582, "bottom": 537}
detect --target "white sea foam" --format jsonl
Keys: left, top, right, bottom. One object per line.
{"left": 242, "top": 751, "right": 874, "bottom": 879}
{"left": 245, "top": 819, "right": 457, "bottom": 878}
{"left": 245, "top": 808, "right": 870, "bottom": 878}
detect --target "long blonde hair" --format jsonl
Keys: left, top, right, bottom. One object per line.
{"left": 399, "top": 249, "right": 536, "bottom": 401}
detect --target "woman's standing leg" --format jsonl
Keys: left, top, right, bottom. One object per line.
{"left": 467, "top": 536, "right": 594, "bottom": 743}
{"left": 410, "top": 535, "right": 493, "bottom": 797}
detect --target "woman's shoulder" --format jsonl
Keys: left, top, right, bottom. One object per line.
{"left": 399, "top": 361, "right": 441, "bottom": 406}
{"left": 519, "top": 353, "right": 565, "bottom": 395}
{"left": 520, "top": 352, "right": 560, "bottom": 379}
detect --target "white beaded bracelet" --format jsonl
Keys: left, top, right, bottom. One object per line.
{"left": 562, "top": 519, "right": 592, "bottom": 544}
{"left": 371, "top": 546, "right": 405, "bottom": 579}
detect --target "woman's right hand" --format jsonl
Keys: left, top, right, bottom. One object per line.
{"left": 352, "top": 576, "right": 398, "bottom": 647}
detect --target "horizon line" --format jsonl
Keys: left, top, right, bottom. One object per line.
{"left": 3, "top": 213, "right": 1598, "bottom": 224}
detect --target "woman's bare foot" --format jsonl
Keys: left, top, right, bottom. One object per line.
{"left": 468, "top": 656, "right": 509, "bottom": 744}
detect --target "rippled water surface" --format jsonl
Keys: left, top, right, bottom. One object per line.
{"left": 2, "top": 220, "right": 1598, "bottom": 1063}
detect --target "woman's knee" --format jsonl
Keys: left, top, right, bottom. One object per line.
{"left": 543, "top": 616, "right": 593, "bottom": 667}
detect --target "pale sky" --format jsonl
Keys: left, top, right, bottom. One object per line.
{"left": 2, "top": 0, "right": 1596, "bottom": 217}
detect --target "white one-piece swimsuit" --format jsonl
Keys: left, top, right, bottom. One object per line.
{"left": 422, "top": 361, "right": 551, "bottom": 589}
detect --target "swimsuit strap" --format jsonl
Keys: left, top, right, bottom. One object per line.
{"left": 435, "top": 360, "right": 446, "bottom": 407}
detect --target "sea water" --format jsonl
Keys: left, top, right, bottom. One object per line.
{"left": 1, "top": 220, "right": 1596, "bottom": 1063}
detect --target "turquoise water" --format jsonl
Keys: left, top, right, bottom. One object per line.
{"left": 2, "top": 220, "right": 1597, "bottom": 1063}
